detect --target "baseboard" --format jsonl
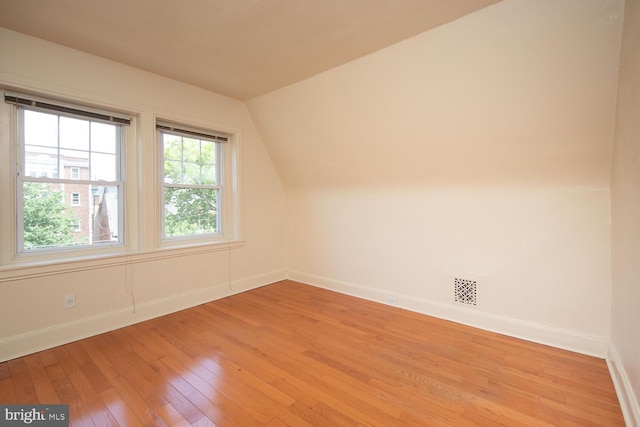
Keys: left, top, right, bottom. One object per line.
{"left": 288, "top": 270, "right": 609, "bottom": 358}
{"left": 608, "top": 342, "right": 640, "bottom": 427}
{"left": 0, "top": 268, "right": 287, "bottom": 362}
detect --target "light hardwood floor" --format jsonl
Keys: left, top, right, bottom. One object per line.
{"left": 0, "top": 280, "right": 625, "bottom": 426}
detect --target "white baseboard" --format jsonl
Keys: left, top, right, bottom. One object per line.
{"left": 0, "top": 269, "right": 286, "bottom": 362}
{"left": 288, "top": 270, "right": 609, "bottom": 358}
{"left": 608, "top": 342, "right": 640, "bottom": 427}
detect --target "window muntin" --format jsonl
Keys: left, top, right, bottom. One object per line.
{"left": 159, "top": 127, "right": 224, "bottom": 240}
{"left": 17, "top": 107, "right": 124, "bottom": 252}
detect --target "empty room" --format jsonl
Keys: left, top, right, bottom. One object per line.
{"left": 0, "top": 0, "right": 638, "bottom": 425}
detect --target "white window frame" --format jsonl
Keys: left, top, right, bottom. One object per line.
{"left": 4, "top": 92, "right": 131, "bottom": 258}
{"left": 157, "top": 119, "right": 241, "bottom": 248}
{"left": 70, "top": 167, "right": 80, "bottom": 179}
{"left": 70, "top": 192, "right": 81, "bottom": 206}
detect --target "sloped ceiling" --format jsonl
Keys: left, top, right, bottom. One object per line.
{"left": 246, "top": 0, "right": 624, "bottom": 189}
{"left": 0, "top": 0, "right": 500, "bottom": 100}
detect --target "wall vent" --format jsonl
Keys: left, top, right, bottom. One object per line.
{"left": 454, "top": 278, "right": 477, "bottom": 305}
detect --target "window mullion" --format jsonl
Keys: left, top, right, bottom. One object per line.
{"left": 57, "top": 115, "right": 61, "bottom": 180}
{"left": 87, "top": 121, "right": 92, "bottom": 181}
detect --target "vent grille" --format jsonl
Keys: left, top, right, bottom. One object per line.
{"left": 454, "top": 278, "right": 477, "bottom": 305}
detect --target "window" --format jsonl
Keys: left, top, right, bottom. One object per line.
{"left": 1, "top": 90, "right": 239, "bottom": 271}
{"left": 157, "top": 122, "right": 228, "bottom": 240}
{"left": 5, "top": 93, "right": 130, "bottom": 252}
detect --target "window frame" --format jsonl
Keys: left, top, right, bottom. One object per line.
{"left": 157, "top": 121, "right": 229, "bottom": 244}
{"left": 7, "top": 93, "right": 130, "bottom": 257}
{"left": 0, "top": 89, "right": 241, "bottom": 276}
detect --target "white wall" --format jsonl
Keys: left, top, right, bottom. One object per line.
{"left": 610, "top": 0, "right": 640, "bottom": 424}
{"left": 247, "top": 0, "right": 623, "bottom": 356}
{"left": 0, "top": 28, "right": 287, "bottom": 361}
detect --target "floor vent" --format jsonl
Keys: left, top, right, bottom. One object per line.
{"left": 454, "top": 278, "right": 477, "bottom": 306}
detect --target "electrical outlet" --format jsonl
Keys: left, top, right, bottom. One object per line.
{"left": 64, "top": 294, "right": 76, "bottom": 309}
{"left": 386, "top": 295, "right": 397, "bottom": 305}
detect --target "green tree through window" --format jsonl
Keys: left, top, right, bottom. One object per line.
{"left": 22, "top": 183, "right": 77, "bottom": 248}
{"left": 162, "top": 132, "right": 220, "bottom": 238}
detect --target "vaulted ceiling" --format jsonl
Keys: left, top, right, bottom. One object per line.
{"left": 0, "top": 0, "right": 501, "bottom": 100}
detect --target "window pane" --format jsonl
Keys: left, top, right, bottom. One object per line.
{"left": 201, "top": 164, "right": 216, "bottom": 185}
{"left": 183, "top": 138, "right": 200, "bottom": 163}
{"left": 91, "top": 122, "right": 116, "bottom": 154}
{"left": 163, "top": 134, "right": 183, "bottom": 161}
{"left": 24, "top": 110, "right": 58, "bottom": 148}
{"left": 22, "top": 182, "right": 76, "bottom": 249}
{"left": 201, "top": 140, "right": 216, "bottom": 164}
{"left": 183, "top": 162, "right": 201, "bottom": 184}
{"left": 22, "top": 182, "right": 120, "bottom": 249}
{"left": 60, "top": 150, "right": 89, "bottom": 182}
{"left": 164, "top": 160, "right": 182, "bottom": 183}
{"left": 24, "top": 145, "right": 59, "bottom": 178}
{"left": 91, "top": 153, "right": 116, "bottom": 181}
{"left": 164, "top": 187, "right": 218, "bottom": 237}
{"left": 91, "top": 185, "right": 120, "bottom": 243}
{"left": 60, "top": 116, "right": 89, "bottom": 150}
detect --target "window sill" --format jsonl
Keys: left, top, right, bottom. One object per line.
{"left": 0, "top": 240, "right": 244, "bottom": 284}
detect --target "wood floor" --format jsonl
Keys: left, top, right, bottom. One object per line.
{"left": 0, "top": 280, "right": 624, "bottom": 426}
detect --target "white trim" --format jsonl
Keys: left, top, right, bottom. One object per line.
{"left": 0, "top": 240, "right": 245, "bottom": 283}
{"left": 0, "top": 268, "right": 286, "bottom": 362}
{"left": 607, "top": 342, "right": 640, "bottom": 427}
{"left": 287, "top": 270, "right": 609, "bottom": 357}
